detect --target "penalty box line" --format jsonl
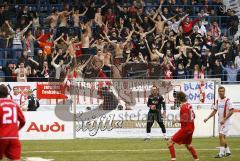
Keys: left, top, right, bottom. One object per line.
{"left": 23, "top": 148, "right": 240, "bottom": 153}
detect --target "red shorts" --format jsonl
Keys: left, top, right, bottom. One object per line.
{"left": 0, "top": 139, "right": 21, "bottom": 160}
{"left": 172, "top": 129, "right": 194, "bottom": 145}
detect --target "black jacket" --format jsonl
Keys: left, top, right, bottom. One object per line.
{"left": 27, "top": 95, "right": 40, "bottom": 111}
{"left": 147, "top": 94, "right": 166, "bottom": 113}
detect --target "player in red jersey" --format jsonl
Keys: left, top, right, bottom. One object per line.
{"left": 167, "top": 91, "right": 199, "bottom": 161}
{"left": 0, "top": 84, "right": 26, "bottom": 161}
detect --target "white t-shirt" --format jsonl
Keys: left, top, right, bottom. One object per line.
{"left": 234, "top": 56, "right": 240, "bottom": 68}
{"left": 11, "top": 94, "right": 21, "bottom": 105}
{"left": 198, "top": 25, "right": 207, "bottom": 36}
{"left": 167, "top": 20, "right": 181, "bottom": 33}
{"left": 15, "top": 68, "right": 28, "bottom": 82}
{"left": 214, "top": 98, "right": 234, "bottom": 125}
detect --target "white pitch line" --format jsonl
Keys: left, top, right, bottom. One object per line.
{"left": 23, "top": 148, "right": 240, "bottom": 153}
{"left": 25, "top": 157, "right": 54, "bottom": 161}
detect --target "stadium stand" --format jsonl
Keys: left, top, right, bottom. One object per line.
{"left": 0, "top": 0, "right": 239, "bottom": 83}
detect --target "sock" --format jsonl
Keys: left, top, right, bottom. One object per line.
{"left": 219, "top": 147, "right": 225, "bottom": 156}
{"left": 225, "top": 146, "right": 231, "bottom": 154}
{"left": 146, "top": 133, "right": 150, "bottom": 139}
{"left": 168, "top": 145, "right": 176, "bottom": 160}
{"left": 163, "top": 133, "right": 166, "bottom": 138}
{"left": 187, "top": 146, "right": 198, "bottom": 159}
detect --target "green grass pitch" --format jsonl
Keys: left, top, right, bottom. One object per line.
{"left": 16, "top": 138, "right": 240, "bottom": 161}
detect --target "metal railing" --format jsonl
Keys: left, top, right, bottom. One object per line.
{"left": 0, "top": 72, "right": 239, "bottom": 84}
{"left": 1, "top": 3, "right": 229, "bottom": 17}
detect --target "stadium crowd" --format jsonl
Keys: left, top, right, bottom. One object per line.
{"left": 0, "top": 0, "right": 240, "bottom": 83}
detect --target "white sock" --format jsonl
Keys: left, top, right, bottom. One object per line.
{"left": 163, "top": 133, "right": 166, "bottom": 138}
{"left": 219, "top": 147, "right": 225, "bottom": 156}
{"left": 225, "top": 146, "right": 231, "bottom": 154}
{"left": 146, "top": 133, "right": 150, "bottom": 139}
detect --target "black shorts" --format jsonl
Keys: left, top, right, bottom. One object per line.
{"left": 82, "top": 48, "right": 89, "bottom": 55}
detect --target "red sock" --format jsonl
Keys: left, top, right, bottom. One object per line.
{"left": 187, "top": 146, "right": 198, "bottom": 159}
{"left": 168, "top": 145, "right": 176, "bottom": 160}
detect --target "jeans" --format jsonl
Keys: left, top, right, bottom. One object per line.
{"left": 12, "top": 44, "right": 23, "bottom": 59}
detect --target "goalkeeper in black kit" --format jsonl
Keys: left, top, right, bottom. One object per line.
{"left": 144, "top": 85, "right": 167, "bottom": 141}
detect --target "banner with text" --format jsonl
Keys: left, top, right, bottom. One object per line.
{"left": 19, "top": 111, "right": 74, "bottom": 140}
{"left": 76, "top": 109, "right": 215, "bottom": 138}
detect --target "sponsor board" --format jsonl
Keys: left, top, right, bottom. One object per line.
{"left": 17, "top": 110, "right": 240, "bottom": 140}
{"left": 76, "top": 110, "right": 215, "bottom": 138}
{"left": 19, "top": 111, "right": 74, "bottom": 140}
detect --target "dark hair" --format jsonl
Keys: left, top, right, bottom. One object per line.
{"left": 117, "top": 105, "right": 123, "bottom": 110}
{"left": 52, "top": 8, "right": 57, "bottom": 13}
{"left": 32, "top": 11, "right": 38, "bottom": 18}
{"left": 0, "top": 84, "right": 9, "bottom": 98}
{"left": 218, "top": 86, "right": 225, "bottom": 91}
{"left": 177, "top": 91, "right": 187, "bottom": 103}
{"left": 82, "top": 29, "right": 87, "bottom": 34}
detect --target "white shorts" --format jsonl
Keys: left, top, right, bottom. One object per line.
{"left": 218, "top": 124, "right": 231, "bottom": 136}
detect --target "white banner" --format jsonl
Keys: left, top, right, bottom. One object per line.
{"left": 19, "top": 111, "right": 74, "bottom": 140}
{"left": 180, "top": 81, "right": 214, "bottom": 104}
{"left": 76, "top": 109, "right": 215, "bottom": 138}
{"left": 76, "top": 109, "right": 179, "bottom": 138}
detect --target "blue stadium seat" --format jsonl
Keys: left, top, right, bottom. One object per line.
{"left": 0, "top": 50, "right": 3, "bottom": 59}
{"left": 0, "top": 60, "right": 4, "bottom": 67}
{"left": 0, "top": 71, "right": 5, "bottom": 79}
{"left": 12, "top": 59, "right": 18, "bottom": 65}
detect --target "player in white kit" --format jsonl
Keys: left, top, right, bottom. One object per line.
{"left": 10, "top": 87, "right": 21, "bottom": 104}
{"left": 204, "top": 86, "right": 234, "bottom": 158}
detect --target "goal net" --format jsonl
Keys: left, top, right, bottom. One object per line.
{"left": 68, "top": 79, "right": 221, "bottom": 138}
{"left": 69, "top": 79, "right": 221, "bottom": 110}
